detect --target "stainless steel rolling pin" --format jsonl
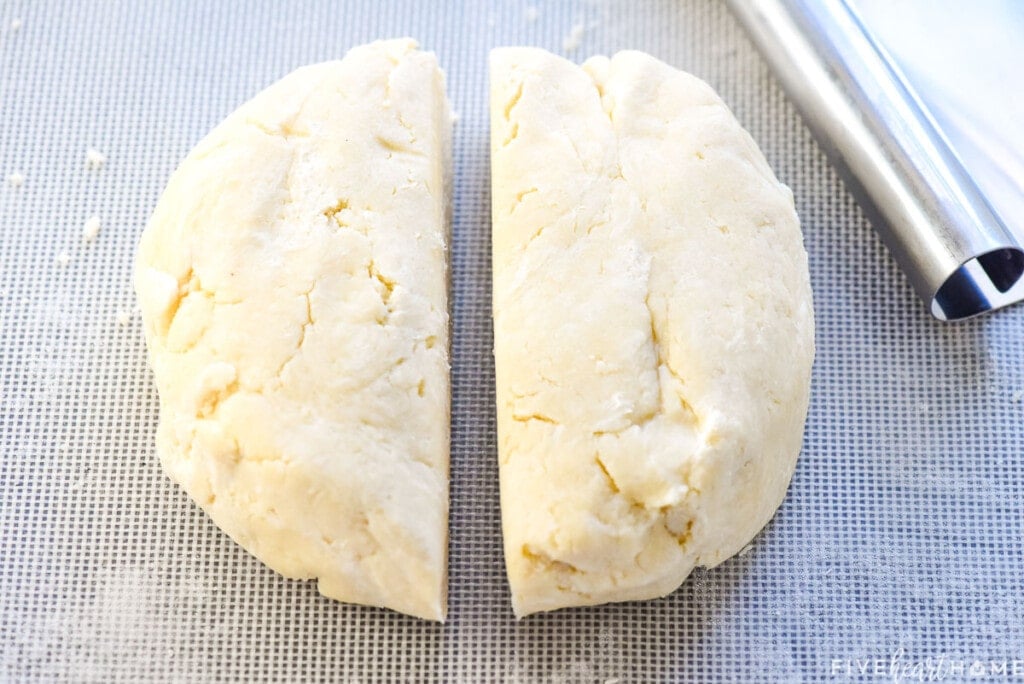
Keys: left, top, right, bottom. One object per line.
{"left": 725, "top": 0, "right": 1024, "bottom": 321}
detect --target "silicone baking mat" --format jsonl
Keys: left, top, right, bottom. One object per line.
{"left": 1, "top": 1, "right": 1021, "bottom": 681}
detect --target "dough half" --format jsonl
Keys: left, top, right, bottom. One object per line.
{"left": 135, "top": 39, "right": 452, "bottom": 621}
{"left": 490, "top": 47, "right": 814, "bottom": 617}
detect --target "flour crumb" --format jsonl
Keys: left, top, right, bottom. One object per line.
{"left": 56, "top": 252, "right": 71, "bottom": 267}
{"left": 605, "top": 679, "right": 622, "bottom": 684}
{"left": 117, "top": 310, "right": 133, "bottom": 327}
{"left": 525, "top": 6, "right": 539, "bottom": 22}
{"left": 82, "top": 216, "right": 102, "bottom": 243}
{"left": 738, "top": 543, "right": 754, "bottom": 556}
{"left": 563, "top": 23, "right": 585, "bottom": 52}
{"left": 7, "top": 172, "right": 24, "bottom": 187}
{"left": 10, "top": 18, "right": 22, "bottom": 31}
{"left": 70, "top": 473, "right": 86, "bottom": 491}
{"left": 86, "top": 148, "right": 107, "bottom": 169}
{"left": 1012, "top": 389, "right": 1024, "bottom": 402}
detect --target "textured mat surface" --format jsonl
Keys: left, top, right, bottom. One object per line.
{"left": 1, "top": 1, "right": 1022, "bottom": 681}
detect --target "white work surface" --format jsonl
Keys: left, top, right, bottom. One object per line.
{"left": 1, "top": 1, "right": 1022, "bottom": 681}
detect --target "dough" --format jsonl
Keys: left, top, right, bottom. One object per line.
{"left": 490, "top": 47, "right": 814, "bottom": 617}
{"left": 135, "top": 39, "right": 452, "bottom": 621}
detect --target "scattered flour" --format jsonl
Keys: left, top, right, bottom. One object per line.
{"left": 7, "top": 171, "right": 24, "bottom": 187}
{"left": 82, "top": 216, "right": 102, "bottom": 243}
{"left": 86, "top": 148, "right": 107, "bottom": 169}
{"left": 563, "top": 23, "right": 585, "bottom": 52}
{"left": 1, "top": 564, "right": 207, "bottom": 681}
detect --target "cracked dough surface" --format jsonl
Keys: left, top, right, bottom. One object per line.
{"left": 490, "top": 47, "right": 814, "bottom": 617}
{"left": 135, "top": 39, "right": 452, "bottom": 621}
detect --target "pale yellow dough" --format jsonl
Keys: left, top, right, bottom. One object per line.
{"left": 490, "top": 47, "right": 815, "bottom": 617}
{"left": 135, "top": 39, "right": 452, "bottom": 621}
